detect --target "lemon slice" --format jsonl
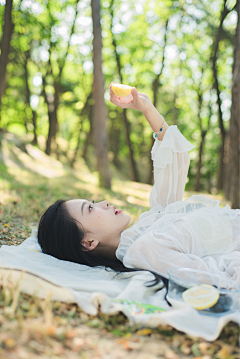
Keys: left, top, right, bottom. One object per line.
{"left": 182, "top": 285, "right": 219, "bottom": 310}
{"left": 111, "top": 83, "right": 133, "bottom": 97}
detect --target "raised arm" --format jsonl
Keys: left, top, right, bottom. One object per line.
{"left": 109, "top": 85, "right": 169, "bottom": 141}
{"left": 110, "top": 85, "right": 194, "bottom": 208}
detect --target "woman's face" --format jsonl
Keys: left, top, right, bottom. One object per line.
{"left": 65, "top": 199, "right": 130, "bottom": 253}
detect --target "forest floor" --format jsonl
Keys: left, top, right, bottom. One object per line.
{"left": 0, "top": 129, "right": 239, "bottom": 359}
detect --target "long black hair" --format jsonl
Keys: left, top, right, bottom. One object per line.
{"left": 38, "top": 200, "right": 168, "bottom": 289}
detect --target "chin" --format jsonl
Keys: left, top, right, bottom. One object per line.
{"left": 124, "top": 214, "right": 131, "bottom": 226}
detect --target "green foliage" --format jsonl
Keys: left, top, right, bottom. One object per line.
{"left": 0, "top": 0, "right": 237, "bottom": 191}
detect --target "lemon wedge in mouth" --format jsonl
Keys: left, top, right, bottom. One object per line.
{"left": 182, "top": 284, "right": 220, "bottom": 310}
{"left": 111, "top": 83, "right": 133, "bottom": 97}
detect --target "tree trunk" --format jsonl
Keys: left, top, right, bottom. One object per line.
{"left": 82, "top": 104, "right": 93, "bottom": 160}
{"left": 0, "top": 0, "right": 14, "bottom": 126}
{"left": 224, "top": 132, "right": 231, "bottom": 199}
{"left": 112, "top": 124, "right": 121, "bottom": 168}
{"left": 195, "top": 88, "right": 211, "bottom": 192}
{"left": 122, "top": 109, "right": 139, "bottom": 181}
{"left": 91, "top": 0, "right": 111, "bottom": 188}
{"left": 195, "top": 131, "right": 206, "bottom": 192}
{"left": 45, "top": 0, "right": 79, "bottom": 155}
{"left": 45, "top": 58, "right": 59, "bottom": 155}
{"left": 109, "top": 0, "right": 139, "bottom": 181}
{"left": 109, "top": 114, "right": 121, "bottom": 168}
{"left": 229, "top": 0, "right": 240, "bottom": 209}
{"left": 147, "top": 18, "right": 169, "bottom": 185}
{"left": 43, "top": 58, "right": 57, "bottom": 155}
{"left": 211, "top": 0, "right": 231, "bottom": 191}
{"left": 42, "top": 74, "right": 55, "bottom": 155}
{"left": 32, "top": 110, "right": 37, "bottom": 145}
{"left": 53, "top": 81, "right": 60, "bottom": 151}
{"left": 71, "top": 92, "right": 92, "bottom": 166}
{"left": 24, "top": 51, "right": 37, "bottom": 144}
{"left": 46, "top": 112, "right": 57, "bottom": 155}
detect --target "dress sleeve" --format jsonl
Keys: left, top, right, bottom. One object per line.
{"left": 149, "top": 126, "right": 194, "bottom": 209}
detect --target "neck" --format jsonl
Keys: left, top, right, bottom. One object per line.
{"left": 95, "top": 234, "right": 121, "bottom": 262}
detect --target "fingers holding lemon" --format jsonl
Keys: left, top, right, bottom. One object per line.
{"left": 111, "top": 83, "right": 133, "bottom": 97}
{"left": 110, "top": 82, "right": 134, "bottom": 105}
{"left": 110, "top": 83, "right": 150, "bottom": 111}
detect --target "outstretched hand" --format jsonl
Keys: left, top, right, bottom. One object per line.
{"left": 109, "top": 83, "right": 151, "bottom": 113}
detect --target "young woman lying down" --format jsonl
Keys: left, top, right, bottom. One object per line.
{"left": 38, "top": 85, "right": 240, "bottom": 288}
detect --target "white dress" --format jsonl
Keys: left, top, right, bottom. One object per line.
{"left": 116, "top": 126, "right": 240, "bottom": 284}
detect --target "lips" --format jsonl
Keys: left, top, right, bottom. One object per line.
{"left": 113, "top": 206, "right": 122, "bottom": 215}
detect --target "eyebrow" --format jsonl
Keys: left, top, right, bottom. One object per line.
{"left": 81, "top": 201, "right": 87, "bottom": 215}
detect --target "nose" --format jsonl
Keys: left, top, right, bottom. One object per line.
{"left": 103, "top": 200, "right": 109, "bottom": 209}
{"left": 99, "top": 200, "right": 109, "bottom": 209}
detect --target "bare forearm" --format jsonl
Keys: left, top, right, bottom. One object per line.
{"left": 109, "top": 85, "right": 169, "bottom": 140}
{"left": 142, "top": 102, "right": 169, "bottom": 141}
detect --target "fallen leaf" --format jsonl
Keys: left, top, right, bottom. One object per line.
{"left": 4, "top": 337, "right": 16, "bottom": 348}
{"left": 164, "top": 349, "right": 179, "bottom": 359}
{"left": 47, "top": 325, "right": 56, "bottom": 336}
{"left": 123, "top": 340, "right": 131, "bottom": 351}
{"left": 135, "top": 329, "right": 152, "bottom": 336}
{"left": 198, "top": 342, "right": 210, "bottom": 355}
{"left": 66, "top": 328, "right": 78, "bottom": 338}
{"left": 217, "top": 345, "right": 232, "bottom": 359}
{"left": 72, "top": 337, "right": 84, "bottom": 351}
{"left": 192, "top": 343, "right": 201, "bottom": 357}
{"left": 180, "top": 343, "right": 191, "bottom": 355}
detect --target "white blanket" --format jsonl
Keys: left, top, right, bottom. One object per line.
{"left": 0, "top": 231, "right": 239, "bottom": 341}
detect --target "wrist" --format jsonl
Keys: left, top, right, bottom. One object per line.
{"left": 141, "top": 100, "right": 152, "bottom": 116}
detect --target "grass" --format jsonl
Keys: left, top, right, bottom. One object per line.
{"left": 0, "top": 130, "right": 239, "bottom": 359}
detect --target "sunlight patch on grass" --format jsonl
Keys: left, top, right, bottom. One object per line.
{"left": 125, "top": 195, "right": 149, "bottom": 207}
{"left": 11, "top": 145, "right": 65, "bottom": 179}
{"left": 74, "top": 172, "right": 98, "bottom": 184}
{"left": 7, "top": 166, "right": 41, "bottom": 186}
{"left": 0, "top": 189, "right": 20, "bottom": 205}
{"left": 73, "top": 182, "right": 101, "bottom": 195}
{"left": 104, "top": 197, "right": 126, "bottom": 207}
{"left": 112, "top": 183, "right": 150, "bottom": 200}
{"left": 0, "top": 177, "right": 11, "bottom": 190}
{"left": 26, "top": 144, "right": 64, "bottom": 169}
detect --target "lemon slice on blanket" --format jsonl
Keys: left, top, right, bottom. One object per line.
{"left": 111, "top": 83, "right": 133, "bottom": 97}
{"left": 182, "top": 284, "right": 220, "bottom": 310}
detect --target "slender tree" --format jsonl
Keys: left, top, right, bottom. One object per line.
{"left": 45, "top": 0, "right": 80, "bottom": 155}
{"left": 24, "top": 50, "right": 37, "bottom": 144}
{"left": 0, "top": 0, "right": 14, "bottom": 126}
{"left": 229, "top": 0, "right": 240, "bottom": 209}
{"left": 147, "top": 18, "right": 169, "bottom": 185}
{"left": 83, "top": 101, "right": 94, "bottom": 160}
{"left": 109, "top": 0, "right": 139, "bottom": 182}
{"left": 71, "top": 91, "right": 92, "bottom": 167}
{"left": 211, "top": 0, "right": 232, "bottom": 191}
{"left": 91, "top": 0, "right": 111, "bottom": 188}
{"left": 195, "top": 87, "right": 211, "bottom": 192}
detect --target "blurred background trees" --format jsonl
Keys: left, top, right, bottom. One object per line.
{"left": 0, "top": 0, "right": 239, "bottom": 206}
